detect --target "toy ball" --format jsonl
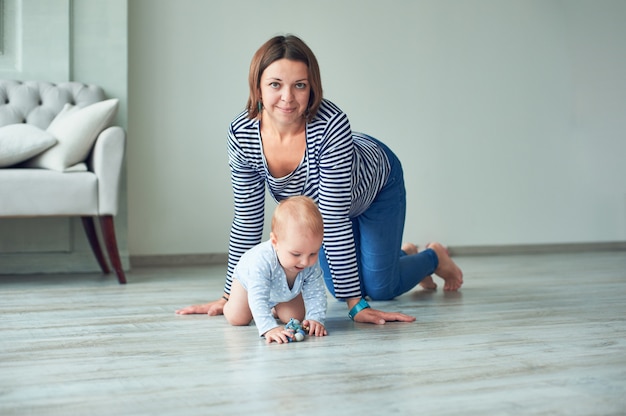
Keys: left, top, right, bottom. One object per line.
{"left": 285, "top": 318, "right": 307, "bottom": 342}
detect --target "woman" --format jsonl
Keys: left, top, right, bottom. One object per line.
{"left": 177, "top": 35, "right": 463, "bottom": 324}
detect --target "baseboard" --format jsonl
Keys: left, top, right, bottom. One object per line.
{"left": 0, "top": 251, "right": 130, "bottom": 275}
{"left": 130, "top": 253, "right": 228, "bottom": 268}
{"left": 448, "top": 241, "right": 626, "bottom": 256}
{"left": 130, "top": 241, "right": 626, "bottom": 268}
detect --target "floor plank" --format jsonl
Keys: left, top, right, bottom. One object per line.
{"left": 1, "top": 251, "right": 625, "bottom": 415}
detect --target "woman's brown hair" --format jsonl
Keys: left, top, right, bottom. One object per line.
{"left": 246, "top": 35, "right": 323, "bottom": 122}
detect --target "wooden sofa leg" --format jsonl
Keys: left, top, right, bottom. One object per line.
{"left": 99, "top": 215, "right": 127, "bottom": 284}
{"left": 81, "top": 216, "right": 110, "bottom": 275}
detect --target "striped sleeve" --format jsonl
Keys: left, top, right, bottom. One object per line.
{"left": 224, "top": 114, "right": 266, "bottom": 293}
{"left": 312, "top": 105, "right": 362, "bottom": 298}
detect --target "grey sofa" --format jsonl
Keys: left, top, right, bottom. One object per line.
{"left": 0, "top": 80, "right": 127, "bottom": 283}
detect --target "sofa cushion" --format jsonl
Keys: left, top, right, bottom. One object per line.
{"left": 0, "top": 124, "right": 57, "bottom": 168}
{"left": 0, "top": 168, "right": 98, "bottom": 215}
{"left": 23, "top": 98, "right": 119, "bottom": 172}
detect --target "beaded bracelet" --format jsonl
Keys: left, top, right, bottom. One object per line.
{"left": 348, "top": 298, "right": 370, "bottom": 320}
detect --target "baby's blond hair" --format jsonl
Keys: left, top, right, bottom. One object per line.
{"left": 271, "top": 196, "right": 324, "bottom": 239}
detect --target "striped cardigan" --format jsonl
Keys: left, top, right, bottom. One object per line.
{"left": 226, "top": 99, "right": 390, "bottom": 299}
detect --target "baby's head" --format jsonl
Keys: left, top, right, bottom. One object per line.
{"left": 270, "top": 196, "right": 324, "bottom": 272}
{"left": 272, "top": 196, "right": 323, "bottom": 241}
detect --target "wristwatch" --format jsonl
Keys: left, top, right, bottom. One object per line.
{"left": 348, "top": 298, "right": 370, "bottom": 320}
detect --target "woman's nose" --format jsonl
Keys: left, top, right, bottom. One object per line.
{"left": 281, "top": 88, "right": 293, "bottom": 102}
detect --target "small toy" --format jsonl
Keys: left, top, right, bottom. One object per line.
{"left": 284, "top": 318, "right": 308, "bottom": 342}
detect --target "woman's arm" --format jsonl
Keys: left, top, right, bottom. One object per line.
{"left": 312, "top": 105, "right": 417, "bottom": 324}
{"left": 225, "top": 123, "right": 267, "bottom": 293}
{"left": 315, "top": 111, "right": 362, "bottom": 299}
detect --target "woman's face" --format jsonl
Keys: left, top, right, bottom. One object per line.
{"left": 259, "top": 58, "right": 310, "bottom": 129}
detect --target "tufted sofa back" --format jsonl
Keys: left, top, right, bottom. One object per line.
{"left": 0, "top": 80, "right": 105, "bottom": 130}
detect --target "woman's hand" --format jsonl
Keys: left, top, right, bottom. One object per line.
{"left": 175, "top": 297, "right": 227, "bottom": 315}
{"left": 352, "top": 307, "right": 416, "bottom": 324}
{"left": 303, "top": 319, "right": 328, "bottom": 337}
{"left": 346, "top": 297, "right": 415, "bottom": 324}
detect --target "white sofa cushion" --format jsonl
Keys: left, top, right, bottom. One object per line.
{"left": 0, "top": 124, "right": 57, "bottom": 168}
{"left": 23, "top": 98, "right": 119, "bottom": 172}
{"left": 0, "top": 168, "right": 98, "bottom": 215}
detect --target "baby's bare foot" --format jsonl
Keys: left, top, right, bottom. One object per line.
{"left": 402, "top": 242, "right": 438, "bottom": 290}
{"left": 427, "top": 242, "right": 463, "bottom": 291}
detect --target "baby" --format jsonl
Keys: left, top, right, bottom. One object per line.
{"left": 223, "top": 196, "right": 328, "bottom": 344}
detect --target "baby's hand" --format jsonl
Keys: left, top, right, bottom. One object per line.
{"left": 303, "top": 319, "right": 327, "bottom": 337}
{"left": 263, "top": 326, "right": 294, "bottom": 344}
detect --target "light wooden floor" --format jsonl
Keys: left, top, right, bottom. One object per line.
{"left": 1, "top": 251, "right": 625, "bottom": 416}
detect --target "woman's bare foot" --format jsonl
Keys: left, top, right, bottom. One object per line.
{"left": 427, "top": 242, "right": 463, "bottom": 291}
{"left": 421, "top": 243, "right": 449, "bottom": 256}
{"left": 175, "top": 298, "right": 226, "bottom": 315}
{"left": 419, "top": 275, "right": 438, "bottom": 290}
{"left": 418, "top": 275, "right": 437, "bottom": 290}
{"left": 401, "top": 242, "right": 418, "bottom": 256}
{"left": 402, "top": 242, "right": 437, "bottom": 290}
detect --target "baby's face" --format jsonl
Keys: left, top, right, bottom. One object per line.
{"left": 271, "top": 227, "right": 323, "bottom": 276}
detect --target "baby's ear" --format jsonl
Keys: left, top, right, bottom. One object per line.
{"left": 269, "top": 232, "right": 278, "bottom": 246}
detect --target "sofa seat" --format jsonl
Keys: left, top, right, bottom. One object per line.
{"left": 0, "top": 169, "right": 97, "bottom": 215}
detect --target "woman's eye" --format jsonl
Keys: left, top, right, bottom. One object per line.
{"left": 295, "top": 83, "right": 307, "bottom": 89}
{"left": 270, "top": 82, "right": 280, "bottom": 88}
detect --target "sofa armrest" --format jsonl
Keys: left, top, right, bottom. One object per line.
{"left": 89, "top": 126, "right": 126, "bottom": 215}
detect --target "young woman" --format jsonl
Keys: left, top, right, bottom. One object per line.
{"left": 177, "top": 35, "right": 463, "bottom": 324}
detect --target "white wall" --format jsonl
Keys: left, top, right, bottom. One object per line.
{"left": 72, "top": 0, "right": 129, "bottom": 265}
{"left": 128, "top": 0, "right": 626, "bottom": 257}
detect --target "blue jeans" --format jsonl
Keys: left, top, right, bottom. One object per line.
{"left": 319, "top": 139, "right": 439, "bottom": 300}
